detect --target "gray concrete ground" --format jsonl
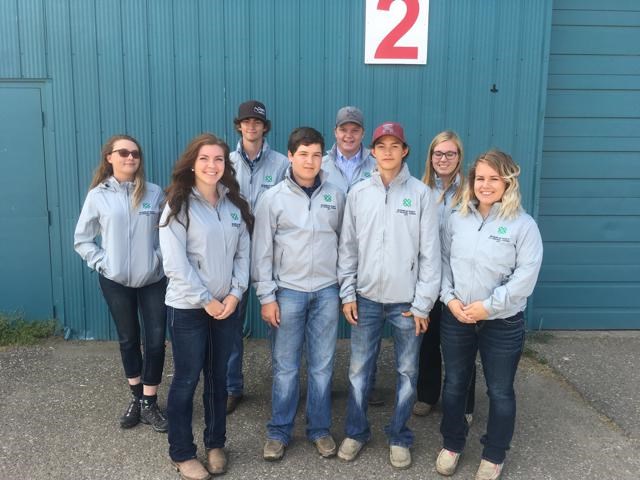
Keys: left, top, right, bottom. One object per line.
{"left": 1, "top": 333, "right": 639, "bottom": 480}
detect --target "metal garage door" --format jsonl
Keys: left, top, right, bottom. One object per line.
{"left": 532, "top": 0, "right": 640, "bottom": 329}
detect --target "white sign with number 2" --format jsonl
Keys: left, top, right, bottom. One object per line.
{"left": 364, "top": 0, "right": 429, "bottom": 65}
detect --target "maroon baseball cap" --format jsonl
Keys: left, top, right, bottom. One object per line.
{"left": 371, "top": 122, "right": 406, "bottom": 146}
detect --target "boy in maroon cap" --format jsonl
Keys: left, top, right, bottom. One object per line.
{"left": 337, "top": 122, "right": 441, "bottom": 469}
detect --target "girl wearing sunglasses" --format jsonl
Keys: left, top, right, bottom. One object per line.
{"left": 160, "top": 133, "right": 252, "bottom": 479}
{"left": 74, "top": 134, "right": 168, "bottom": 433}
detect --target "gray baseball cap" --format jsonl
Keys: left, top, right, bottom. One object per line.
{"left": 335, "top": 106, "right": 364, "bottom": 128}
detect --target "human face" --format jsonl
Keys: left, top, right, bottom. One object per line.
{"left": 372, "top": 135, "right": 408, "bottom": 179}
{"left": 431, "top": 139, "right": 460, "bottom": 182}
{"left": 107, "top": 139, "right": 140, "bottom": 182}
{"left": 238, "top": 118, "right": 266, "bottom": 143}
{"left": 474, "top": 161, "right": 507, "bottom": 215}
{"left": 194, "top": 144, "right": 225, "bottom": 192}
{"left": 334, "top": 122, "right": 364, "bottom": 158}
{"left": 288, "top": 143, "right": 323, "bottom": 188}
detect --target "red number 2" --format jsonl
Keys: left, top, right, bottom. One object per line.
{"left": 374, "top": 0, "right": 420, "bottom": 60}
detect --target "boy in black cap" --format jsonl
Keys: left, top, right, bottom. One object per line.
{"left": 227, "top": 100, "right": 289, "bottom": 414}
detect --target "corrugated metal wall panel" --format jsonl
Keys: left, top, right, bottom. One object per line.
{"left": 0, "top": 0, "right": 21, "bottom": 77}
{"left": 17, "top": 0, "right": 47, "bottom": 78}
{"left": 532, "top": 0, "right": 640, "bottom": 329}
{"left": 148, "top": 0, "right": 178, "bottom": 184}
{"left": 44, "top": 0, "right": 86, "bottom": 338}
{"left": 1, "top": 0, "right": 552, "bottom": 338}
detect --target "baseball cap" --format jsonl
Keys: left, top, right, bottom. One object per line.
{"left": 335, "top": 106, "right": 364, "bottom": 128}
{"left": 235, "top": 100, "right": 268, "bottom": 123}
{"left": 371, "top": 122, "right": 406, "bottom": 145}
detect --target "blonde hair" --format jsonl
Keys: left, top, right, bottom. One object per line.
{"left": 421, "top": 130, "right": 464, "bottom": 206}
{"left": 90, "top": 134, "right": 146, "bottom": 209}
{"left": 460, "top": 149, "right": 522, "bottom": 219}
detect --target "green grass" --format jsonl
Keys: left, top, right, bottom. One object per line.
{"left": 0, "top": 312, "right": 60, "bottom": 346}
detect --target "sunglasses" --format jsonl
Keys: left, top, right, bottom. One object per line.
{"left": 111, "top": 148, "right": 141, "bottom": 159}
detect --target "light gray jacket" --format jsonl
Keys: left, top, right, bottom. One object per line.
{"left": 74, "top": 177, "right": 164, "bottom": 288}
{"left": 338, "top": 163, "right": 441, "bottom": 318}
{"left": 435, "top": 174, "right": 461, "bottom": 231}
{"left": 440, "top": 202, "right": 543, "bottom": 319}
{"left": 322, "top": 144, "right": 377, "bottom": 193}
{"left": 159, "top": 185, "right": 250, "bottom": 309}
{"left": 229, "top": 139, "right": 289, "bottom": 211}
{"left": 251, "top": 169, "right": 346, "bottom": 304}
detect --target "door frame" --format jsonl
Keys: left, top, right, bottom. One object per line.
{"left": 0, "top": 80, "right": 63, "bottom": 324}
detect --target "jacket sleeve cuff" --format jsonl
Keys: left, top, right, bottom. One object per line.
{"left": 200, "top": 292, "right": 214, "bottom": 309}
{"left": 410, "top": 306, "right": 429, "bottom": 319}
{"left": 259, "top": 293, "right": 277, "bottom": 305}
{"left": 230, "top": 287, "right": 245, "bottom": 301}
{"left": 482, "top": 298, "right": 496, "bottom": 317}
{"left": 342, "top": 293, "right": 356, "bottom": 304}
{"left": 441, "top": 293, "right": 456, "bottom": 307}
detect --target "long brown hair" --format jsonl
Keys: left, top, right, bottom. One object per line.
{"left": 90, "top": 134, "right": 146, "bottom": 209}
{"left": 162, "top": 133, "right": 254, "bottom": 233}
{"left": 421, "top": 130, "right": 465, "bottom": 206}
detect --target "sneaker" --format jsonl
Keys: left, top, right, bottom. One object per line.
{"left": 368, "top": 389, "right": 384, "bottom": 406}
{"left": 119, "top": 395, "right": 141, "bottom": 429}
{"left": 314, "top": 435, "right": 337, "bottom": 458}
{"left": 413, "top": 401, "right": 433, "bottom": 416}
{"left": 475, "top": 459, "right": 503, "bottom": 480}
{"left": 140, "top": 401, "right": 168, "bottom": 433}
{"left": 263, "top": 439, "right": 285, "bottom": 461}
{"left": 206, "top": 448, "right": 227, "bottom": 475}
{"left": 436, "top": 448, "right": 461, "bottom": 476}
{"left": 465, "top": 413, "right": 474, "bottom": 426}
{"left": 337, "top": 438, "right": 364, "bottom": 462}
{"left": 171, "top": 458, "right": 211, "bottom": 480}
{"left": 226, "top": 394, "right": 243, "bottom": 414}
{"left": 389, "top": 445, "right": 412, "bottom": 469}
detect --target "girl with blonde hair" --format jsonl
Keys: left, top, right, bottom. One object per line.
{"left": 436, "top": 150, "right": 543, "bottom": 480}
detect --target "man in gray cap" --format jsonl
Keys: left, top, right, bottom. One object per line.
{"left": 323, "top": 106, "right": 383, "bottom": 406}
{"left": 227, "top": 100, "right": 289, "bottom": 415}
{"left": 322, "top": 106, "right": 376, "bottom": 194}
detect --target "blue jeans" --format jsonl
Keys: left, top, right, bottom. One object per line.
{"left": 98, "top": 275, "right": 167, "bottom": 385}
{"left": 440, "top": 306, "right": 525, "bottom": 464}
{"left": 166, "top": 306, "right": 236, "bottom": 462}
{"left": 267, "top": 284, "right": 339, "bottom": 444}
{"left": 226, "top": 290, "right": 249, "bottom": 396}
{"left": 344, "top": 295, "right": 422, "bottom": 448}
{"left": 417, "top": 300, "right": 476, "bottom": 413}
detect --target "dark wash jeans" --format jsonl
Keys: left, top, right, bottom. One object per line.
{"left": 167, "top": 306, "right": 236, "bottom": 462}
{"left": 416, "top": 299, "right": 476, "bottom": 413}
{"left": 440, "top": 306, "right": 525, "bottom": 464}
{"left": 98, "top": 274, "right": 167, "bottom": 385}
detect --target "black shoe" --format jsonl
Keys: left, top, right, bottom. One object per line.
{"left": 120, "top": 396, "right": 141, "bottom": 429}
{"left": 226, "top": 394, "right": 243, "bottom": 414}
{"left": 140, "top": 401, "right": 168, "bottom": 433}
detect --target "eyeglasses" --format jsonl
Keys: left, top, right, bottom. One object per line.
{"left": 111, "top": 148, "right": 140, "bottom": 159}
{"left": 432, "top": 151, "right": 458, "bottom": 160}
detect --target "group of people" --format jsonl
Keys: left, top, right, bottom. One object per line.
{"left": 74, "top": 101, "right": 543, "bottom": 480}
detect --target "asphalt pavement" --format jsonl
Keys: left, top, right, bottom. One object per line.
{"left": 1, "top": 332, "right": 639, "bottom": 479}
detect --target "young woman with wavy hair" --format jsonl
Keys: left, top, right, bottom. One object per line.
{"left": 160, "top": 133, "right": 252, "bottom": 480}
{"left": 436, "top": 150, "right": 543, "bottom": 480}
{"left": 74, "top": 134, "right": 168, "bottom": 432}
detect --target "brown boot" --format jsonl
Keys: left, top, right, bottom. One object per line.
{"left": 171, "top": 458, "right": 211, "bottom": 480}
{"left": 206, "top": 448, "right": 227, "bottom": 475}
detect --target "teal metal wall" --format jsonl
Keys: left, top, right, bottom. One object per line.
{"left": 531, "top": 0, "right": 640, "bottom": 329}
{"left": 0, "top": 0, "right": 552, "bottom": 339}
